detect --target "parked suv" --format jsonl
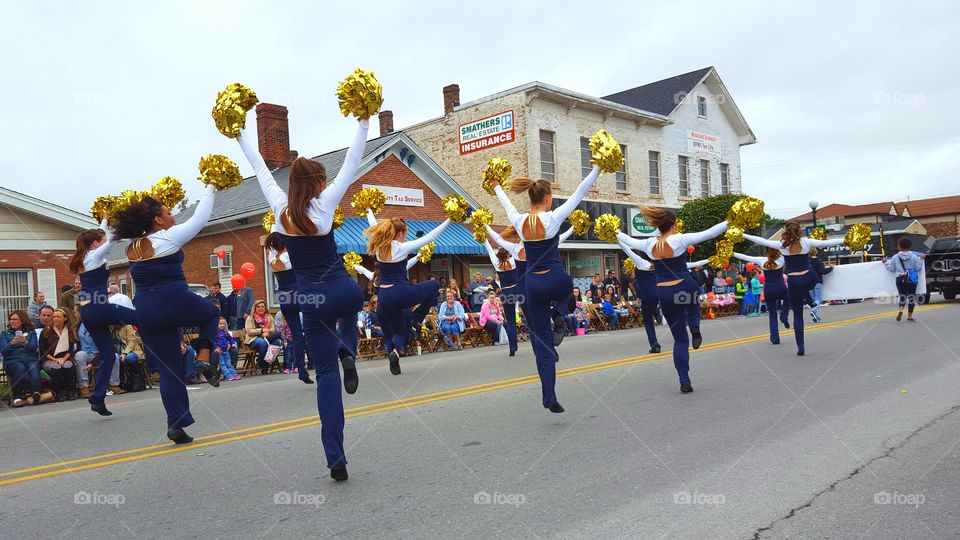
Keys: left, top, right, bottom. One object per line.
{"left": 924, "top": 237, "right": 960, "bottom": 302}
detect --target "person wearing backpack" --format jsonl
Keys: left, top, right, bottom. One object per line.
{"left": 735, "top": 274, "right": 748, "bottom": 318}
{"left": 884, "top": 237, "right": 925, "bottom": 322}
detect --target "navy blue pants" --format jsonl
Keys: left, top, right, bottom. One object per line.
{"left": 500, "top": 293, "right": 518, "bottom": 353}
{"left": 299, "top": 275, "right": 362, "bottom": 469}
{"left": 379, "top": 280, "right": 439, "bottom": 353}
{"left": 657, "top": 281, "right": 699, "bottom": 386}
{"left": 764, "top": 287, "right": 789, "bottom": 344}
{"left": 639, "top": 294, "right": 661, "bottom": 350}
{"left": 80, "top": 302, "right": 138, "bottom": 405}
{"left": 278, "top": 297, "right": 308, "bottom": 378}
{"left": 136, "top": 286, "right": 218, "bottom": 429}
{"left": 525, "top": 270, "right": 572, "bottom": 407}
{"left": 786, "top": 271, "right": 817, "bottom": 353}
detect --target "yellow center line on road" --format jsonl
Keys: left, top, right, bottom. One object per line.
{"left": 0, "top": 304, "right": 947, "bottom": 486}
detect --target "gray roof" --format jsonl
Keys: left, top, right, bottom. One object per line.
{"left": 602, "top": 67, "right": 713, "bottom": 117}
{"left": 176, "top": 132, "right": 402, "bottom": 224}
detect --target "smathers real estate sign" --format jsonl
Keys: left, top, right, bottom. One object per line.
{"left": 459, "top": 110, "right": 514, "bottom": 155}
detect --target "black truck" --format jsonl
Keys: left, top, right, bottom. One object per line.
{"left": 924, "top": 237, "right": 960, "bottom": 302}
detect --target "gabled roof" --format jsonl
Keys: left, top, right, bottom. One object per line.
{"left": 0, "top": 186, "right": 96, "bottom": 230}
{"left": 177, "top": 131, "right": 481, "bottom": 227}
{"left": 602, "top": 67, "right": 713, "bottom": 117}
{"left": 789, "top": 202, "right": 897, "bottom": 222}
{"left": 896, "top": 195, "right": 960, "bottom": 218}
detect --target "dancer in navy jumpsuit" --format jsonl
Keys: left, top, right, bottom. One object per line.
{"left": 364, "top": 211, "right": 450, "bottom": 375}
{"left": 743, "top": 223, "right": 843, "bottom": 356}
{"left": 69, "top": 221, "right": 139, "bottom": 416}
{"left": 483, "top": 238, "right": 519, "bottom": 356}
{"left": 111, "top": 186, "right": 220, "bottom": 442}
{"left": 617, "top": 207, "right": 727, "bottom": 393}
{"left": 266, "top": 233, "right": 318, "bottom": 386}
{"left": 617, "top": 241, "right": 661, "bottom": 354}
{"left": 353, "top": 257, "right": 420, "bottom": 360}
{"left": 491, "top": 167, "right": 601, "bottom": 413}
{"left": 239, "top": 117, "right": 369, "bottom": 481}
{"left": 734, "top": 251, "right": 790, "bottom": 344}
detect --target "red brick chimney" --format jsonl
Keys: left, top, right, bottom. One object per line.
{"left": 379, "top": 110, "right": 394, "bottom": 137}
{"left": 256, "top": 103, "right": 292, "bottom": 170}
{"left": 443, "top": 84, "right": 460, "bottom": 114}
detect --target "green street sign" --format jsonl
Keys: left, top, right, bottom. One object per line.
{"left": 632, "top": 214, "right": 656, "bottom": 234}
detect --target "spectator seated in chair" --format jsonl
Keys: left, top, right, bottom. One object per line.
{"left": 1, "top": 310, "right": 42, "bottom": 407}
{"left": 437, "top": 289, "right": 466, "bottom": 350}
{"left": 601, "top": 294, "right": 628, "bottom": 328}
{"left": 478, "top": 290, "right": 504, "bottom": 345}
{"left": 39, "top": 308, "right": 80, "bottom": 402}
{"left": 564, "top": 287, "right": 589, "bottom": 335}
{"left": 244, "top": 300, "right": 282, "bottom": 374}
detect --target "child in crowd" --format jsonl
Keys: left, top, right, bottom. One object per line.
{"left": 735, "top": 274, "right": 748, "bottom": 318}
{"left": 750, "top": 271, "right": 763, "bottom": 317}
{"left": 214, "top": 318, "right": 240, "bottom": 381}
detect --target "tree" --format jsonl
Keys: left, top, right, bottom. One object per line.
{"left": 675, "top": 194, "right": 779, "bottom": 260}
{"left": 174, "top": 198, "right": 191, "bottom": 215}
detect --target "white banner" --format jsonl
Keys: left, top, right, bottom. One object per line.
{"left": 821, "top": 261, "right": 926, "bottom": 301}
{"left": 363, "top": 185, "right": 424, "bottom": 207}
{"left": 687, "top": 130, "right": 721, "bottom": 159}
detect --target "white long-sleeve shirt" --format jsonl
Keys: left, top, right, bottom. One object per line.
{"left": 82, "top": 219, "right": 115, "bottom": 272}
{"left": 141, "top": 185, "right": 216, "bottom": 259}
{"left": 617, "top": 240, "right": 653, "bottom": 272}
{"left": 373, "top": 219, "right": 451, "bottom": 263}
{"left": 354, "top": 257, "right": 418, "bottom": 280}
{"left": 268, "top": 249, "right": 292, "bottom": 271}
{"left": 485, "top": 225, "right": 524, "bottom": 261}
{"left": 616, "top": 221, "right": 728, "bottom": 260}
{"left": 741, "top": 233, "right": 843, "bottom": 256}
{"left": 558, "top": 227, "right": 574, "bottom": 245}
{"left": 686, "top": 260, "right": 710, "bottom": 269}
{"left": 733, "top": 252, "right": 784, "bottom": 269}
{"left": 493, "top": 166, "right": 600, "bottom": 242}
{"left": 484, "top": 240, "right": 514, "bottom": 270}
{"left": 238, "top": 119, "right": 369, "bottom": 236}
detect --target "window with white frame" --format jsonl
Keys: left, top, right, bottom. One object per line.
{"left": 0, "top": 270, "right": 31, "bottom": 320}
{"left": 579, "top": 137, "right": 592, "bottom": 178}
{"left": 700, "top": 159, "right": 710, "bottom": 197}
{"left": 698, "top": 96, "right": 707, "bottom": 117}
{"left": 678, "top": 156, "right": 689, "bottom": 197}
{"left": 615, "top": 145, "right": 627, "bottom": 190}
{"left": 720, "top": 163, "right": 730, "bottom": 194}
{"left": 648, "top": 151, "right": 660, "bottom": 195}
{"left": 539, "top": 130, "right": 556, "bottom": 182}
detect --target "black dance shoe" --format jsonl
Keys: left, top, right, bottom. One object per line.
{"left": 300, "top": 376, "right": 315, "bottom": 384}
{"left": 649, "top": 345, "right": 661, "bottom": 354}
{"left": 167, "top": 427, "right": 193, "bottom": 444}
{"left": 690, "top": 328, "right": 703, "bottom": 350}
{"left": 680, "top": 384, "right": 694, "bottom": 394}
{"left": 340, "top": 350, "right": 359, "bottom": 394}
{"left": 545, "top": 402, "right": 565, "bottom": 413}
{"left": 782, "top": 318, "right": 790, "bottom": 329}
{"left": 509, "top": 349, "right": 516, "bottom": 357}
{"left": 207, "top": 373, "right": 220, "bottom": 388}
{"left": 388, "top": 350, "right": 401, "bottom": 375}
{"left": 89, "top": 399, "right": 112, "bottom": 416}
{"left": 330, "top": 467, "right": 348, "bottom": 482}
{"left": 552, "top": 316, "right": 566, "bottom": 347}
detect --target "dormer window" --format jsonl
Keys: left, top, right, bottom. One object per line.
{"left": 697, "top": 96, "right": 707, "bottom": 117}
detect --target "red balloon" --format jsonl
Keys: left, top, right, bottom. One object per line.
{"left": 745, "top": 262, "right": 755, "bottom": 272}
{"left": 725, "top": 277, "right": 733, "bottom": 285}
{"left": 707, "top": 292, "right": 715, "bottom": 299}
{"left": 240, "top": 262, "right": 256, "bottom": 279}
{"left": 216, "top": 249, "right": 226, "bottom": 259}
{"left": 686, "top": 245, "right": 695, "bottom": 254}
{"left": 723, "top": 263, "right": 730, "bottom": 270}
{"left": 231, "top": 274, "right": 246, "bottom": 290}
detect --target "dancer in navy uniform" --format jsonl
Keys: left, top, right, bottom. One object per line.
{"left": 239, "top": 117, "right": 368, "bottom": 481}
{"left": 265, "top": 233, "right": 318, "bottom": 387}
{"left": 617, "top": 241, "right": 661, "bottom": 354}
{"left": 364, "top": 211, "right": 450, "bottom": 375}
{"left": 616, "top": 207, "right": 727, "bottom": 393}
{"left": 69, "top": 221, "right": 139, "bottom": 416}
{"left": 483, "top": 238, "right": 519, "bottom": 356}
{"left": 743, "top": 222, "right": 843, "bottom": 356}
{"left": 491, "top": 166, "right": 600, "bottom": 413}
{"left": 486, "top": 226, "right": 526, "bottom": 342}
{"left": 352, "top": 256, "right": 419, "bottom": 359}
{"left": 112, "top": 186, "right": 220, "bottom": 443}
{"left": 734, "top": 250, "right": 790, "bottom": 344}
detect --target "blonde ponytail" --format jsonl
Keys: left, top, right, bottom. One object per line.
{"left": 509, "top": 177, "right": 552, "bottom": 205}
{"left": 639, "top": 205, "right": 676, "bottom": 233}
{"left": 364, "top": 218, "right": 406, "bottom": 260}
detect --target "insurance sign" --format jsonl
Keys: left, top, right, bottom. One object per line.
{"left": 459, "top": 110, "right": 515, "bottom": 155}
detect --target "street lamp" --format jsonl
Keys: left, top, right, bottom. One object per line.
{"left": 809, "top": 200, "right": 819, "bottom": 228}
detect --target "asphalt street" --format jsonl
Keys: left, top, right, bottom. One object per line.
{"left": 1, "top": 299, "right": 958, "bottom": 539}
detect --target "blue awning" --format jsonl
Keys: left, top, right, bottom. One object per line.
{"left": 334, "top": 218, "right": 485, "bottom": 255}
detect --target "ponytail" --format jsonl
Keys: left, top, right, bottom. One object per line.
{"left": 364, "top": 218, "right": 406, "bottom": 259}
{"left": 509, "top": 177, "right": 552, "bottom": 205}
{"left": 496, "top": 247, "right": 511, "bottom": 271}
{"left": 639, "top": 205, "right": 676, "bottom": 234}
{"left": 781, "top": 221, "right": 802, "bottom": 249}
{"left": 69, "top": 228, "right": 106, "bottom": 274}
{"left": 763, "top": 248, "right": 779, "bottom": 270}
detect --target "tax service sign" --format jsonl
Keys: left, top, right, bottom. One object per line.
{"left": 459, "top": 110, "right": 515, "bottom": 155}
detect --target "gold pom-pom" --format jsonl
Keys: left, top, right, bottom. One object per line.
{"left": 333, "top": 205, "right": 345, "bottom": 229}
{"left": 351, "top": 187, "right": 386, "bottom": 217}
{"left": 336, "top": 68, "right": 383, "bottom": 120}
{"left": 675, "top": 219, "right": 685, "bottom": 233}
{"left": 708, "top": 255, "right": 726, "bottom": 270}
{"left": 149, "top": 177, "right": 186, "bottom": 209}
{"left": 263, "top": 209, "right": 275, "bottom": 232}
{"left": 844, "top": 223, "right": 872, "bottom": 252}
{"left": 568, "top": 209, "right": 592, "bottom": 237}
{"left": 726, "top": 196, "right": 766, "bottom": 231}
{"left": 442, "top": 194, "right": 469, "bottom": 223}
{"left": 470, "top": 208, "right": 494, "bottom": 243}
{"left": 594, "top": 213, "right": 621, "bottom": 243}
{"left": 623, "top": 258, "right": 637, "bottom": 274}
{"left": 117, "top": 189, "right": 146, "bottom": 209}
{"left": 212, "top": 83, "right": 259, "bottom": 139}
{"left": 343, "top": 252, "right": 363, "bottom": 276}
{"left": 198, "top": 154, "right": 244, "bottom": 191}
{"left": 91, "top": 195, "right": 119, "bottom": 222}
{"left": 808, "top": 226, "right": 827, "bottom": 241}
{"left": 715, "top": 239, "right": 734, "bottom": 261}
{"left": 588, "top": 129, "right": 624, "bottom": 173}
{"left": 481, "top": 158, "right": 512, "bottom": 196}
{"left": 724, "top": 226, "right": 744, "bottom": 244}
{"left": 417, "top": 242, "right": 435, "bottom": 264}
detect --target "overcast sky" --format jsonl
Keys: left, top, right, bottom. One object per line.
{"left": 2, "top": 1, "right": 957, "bottom": 220}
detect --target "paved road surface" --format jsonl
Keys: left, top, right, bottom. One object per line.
{"left": 2, "top": 300, "right": 958, "bottom": 539}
